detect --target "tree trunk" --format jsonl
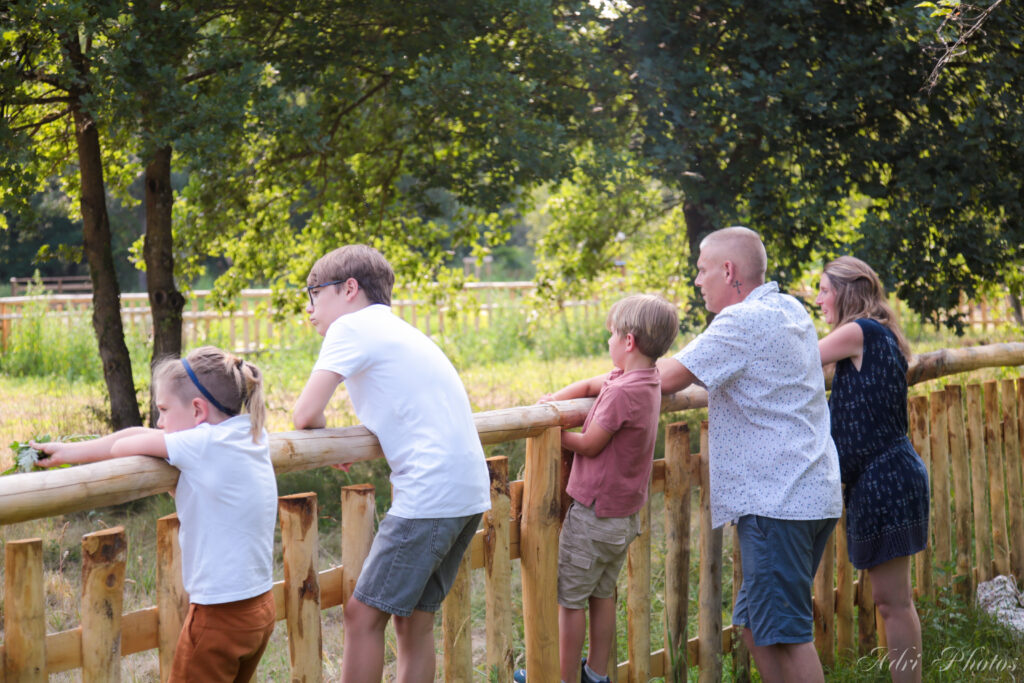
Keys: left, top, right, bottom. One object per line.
{"left": 144, "top": 145, "right": 184, "bottom": 425}
{"left": 682, "top": 199, "right": 717, "bottom": 265}
{"left": 63, "top": 32, "right": 141, "bottom": 429}
{"left": 683, "top": 200, "right": 717, "bottom": 326}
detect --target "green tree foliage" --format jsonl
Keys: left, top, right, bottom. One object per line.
{"left": 173, "top": 0, "right": 626, "bottom": 311}
{"left": 536, "top": 0, "right": 1021, "bottom": 330}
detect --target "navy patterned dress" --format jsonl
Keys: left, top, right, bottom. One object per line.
{"left": 829, "top": 318, "right": 930, "bottom": 570}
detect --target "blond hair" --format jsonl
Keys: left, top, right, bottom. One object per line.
{"left": 606, "top": 294, "right": 680, "bottom": 359}
{"left": 307, "top": 244, "right": 395, "bottom": 306}
{"left": 153, "top": 346, "right": 267, "bottom": 442}
{"left": 699, "top": 226, "right": 768, "bottom": 283}
{"left": 822, "top": 256, "right": 912, "bottom": 361}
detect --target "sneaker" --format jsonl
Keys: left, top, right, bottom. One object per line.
{"left": 581, "top": 658, "right": 611, "bottom": 683}
{"left": 513, "top": 669, "right": 527, "bottom": 683}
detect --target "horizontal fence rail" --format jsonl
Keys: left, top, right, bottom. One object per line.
{"left": 0, "top": 344, "right": 1023, "bottom": 681}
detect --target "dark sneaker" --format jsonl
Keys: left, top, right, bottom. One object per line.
{"left": 581, "top": 658, "right": 611, "bottom": 683}
{"left": 513, "top": 669, "right": 527, "bottom": 683}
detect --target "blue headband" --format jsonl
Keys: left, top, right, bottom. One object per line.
{"left": 181, "top": 359, "right": 237, "bottom": 416}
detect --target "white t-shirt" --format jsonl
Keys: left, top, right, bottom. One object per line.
{"left": 165, "top": 415, "right": 277, "bottom": 604}
{"left": 313, "top": 304, "right": 491, "bottom": 519}
{"left": 676, "top": 282, "right": 843, "bottom": 529}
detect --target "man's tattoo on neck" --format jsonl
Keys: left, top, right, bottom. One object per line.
{"left": 732, "top": 280, "right": 743, "bottom": 294}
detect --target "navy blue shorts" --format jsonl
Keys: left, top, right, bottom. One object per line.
{"left": 353, "top": 512, "right": 481, "bottom": 617}
{"left": 732, "top": 515, "right": 838, "bottom": 646}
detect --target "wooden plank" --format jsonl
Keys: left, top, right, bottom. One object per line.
{"left": 1002, "top": 379, "right": 1024, "bottom": 579}
{"left": 81, "top": 526, "right": 127, "bottom": 682}
{"left": 929, "top": 390, "right": 952, "bottom": 588}
{"left": 984, "top": 381, "right": 1011, "bottom": 576}
{"left": 340, "top": 484, "right": 375, "bottom": 606}
{"left": 484, "top": 457, "right": 514, "bottom": 683}
{"left": 965, "top": 384, "right": 993, "bottom": 583}
{"left": 279, "top": 493, "right": 322, "bottom": 682}
{"left": 696, "top": 422, "right": 722, "bottom": 683}
{"left": 834, "top": 512, "right": 855, "bottom": 661}
{"left": 908, "top": 396, "right": 932, "bottom": 600}
{"left": 627, "top": 495, "right": 651, "bottom": 683}
{"left": 3, "top": 538, "right": 46, "bottom": 682}
{"left": 520, "top": 426, "right": 562, "bottom": 679}
{"left": 442, "top": 545, "right": 474, "bottom": 682}
{"left": 156, "top": 514, "right": 188, "bottom": 683}
{"left": 663, "top": 423, "right": 692, "bottom": 682}
{"left": 946, "top": 385, "right": 973, "bottom": 600}
{"left": 813, "top": 531, "right": 836, "bottom": 666}
{"left": 731, "top": 525, "right": 750, "bottom": 682}
{"left": 856, "top": 569, "right": 876, "bottom": 656}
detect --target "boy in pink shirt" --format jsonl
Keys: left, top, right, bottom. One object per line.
{"left": 518, "top": 294, "right": 678, "bottom": 683}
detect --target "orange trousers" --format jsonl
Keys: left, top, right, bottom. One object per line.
{"left": 169, "top": 590, "right": 276, "bottom": 682}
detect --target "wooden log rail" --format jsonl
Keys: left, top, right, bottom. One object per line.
{"left": 1, "top": 344, "right": 1023, "bottom": 681}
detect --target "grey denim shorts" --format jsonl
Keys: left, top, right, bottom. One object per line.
{"left": 353, "top": 512, "right": 482, "bottom": 617}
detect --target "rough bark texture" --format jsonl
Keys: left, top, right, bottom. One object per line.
{"left": 63, "top": 31, "right": 141, "bottom": 429}
{"left": 144, "top": 146, "right": 184, "bottom": 425}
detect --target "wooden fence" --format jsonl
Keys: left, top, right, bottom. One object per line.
{"left": 0, "top": 343, "right": 1023, "bottom": 681}
{"left": 0, "top": 284, "right": 605, "bottom": 354}
{"left": 2, "top": 285, "right": 1018, "bottom": 354}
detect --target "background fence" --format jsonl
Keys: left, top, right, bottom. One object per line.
{"left": 0, "top": 344, "right": 1022, "bottom": 681}
{"left": 1, "top": 284, "right": 1019, "bottom": 354}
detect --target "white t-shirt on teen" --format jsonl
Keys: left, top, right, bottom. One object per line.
{"left": 165, "top": 415, "right": 277, "bottom": 604}
{"left": 313, "top": 304, "right": 491, "bottom": 519}
{"left": 676, "top": 282, "right": 843, "bottom": 529}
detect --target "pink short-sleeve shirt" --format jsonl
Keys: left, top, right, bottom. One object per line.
{"left": 565, "top": 366, "right": 662, "bottom": 517}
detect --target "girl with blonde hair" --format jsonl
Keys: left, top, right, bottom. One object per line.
{"left": 817, "top": 256, "right": 928, "bottom": 683}
{"left": 36, "top": 346, "right": 278, "bottom": 682}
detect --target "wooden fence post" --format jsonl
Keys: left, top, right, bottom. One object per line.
{"left": 341, "top": 484, "right": 376, "bottom": 606}
{"left": 813, "top": 532, "right": 836, "bottom": 667}
{"left": 908, "top": 396, "right": 932, "bottom": 600}
{"left": 82, "top": 526, "right": 127, "bottom": 683}
{"left": 856, "top": 569, "right": 876, "bottom": 656}
{"left": 3, "top": 538, "right": 46, "bottom": 682}
{"left": 1001, "top": 379, "right": 1024, "bottom": 579}
{"left": 520, "top": 426, "right": 562, "bottom": 679}
{"left": 663, "top": 423, "right": 692, "bottom": 683}
{"left": 929, "top": 390, "right": 952, "bottom": 588}
{"left": 965, "top": 384, "right": 993, "bottom": 583}
{"left": 696, "top": 422, "right": 722, "bottom": 683}
{"left": 484, "top": 457, "right": 513, "bottom": 683}
{"left": 984, "top": 381, "right": 1011, "bottom": 577}
{"left": 156, "top": 514, "right": 188, "bottom": 683}
{"left": 626, "top": 494, "right": 651, "bottom": 683}
{"left": 280, "top": 493, "right": 322, "bottom": 683}
{"left": 834, "top": 512, "right": 855, "bottom": 660}
{"left": 442, "top": 545, "right": 474, "bottom": 682}
{"left": 946, "top": 385, "right": 973, "bottom": 600}
{"left": 731, "top": 526, "right": 750, "bottom": 683}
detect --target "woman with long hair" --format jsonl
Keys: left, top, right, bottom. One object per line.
{"left": 817, "top": 256, "right": 929, "bottom": 683}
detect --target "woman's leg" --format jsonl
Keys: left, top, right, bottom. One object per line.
{"left": 869, "top": 556, "right": 922, "bottom": 683}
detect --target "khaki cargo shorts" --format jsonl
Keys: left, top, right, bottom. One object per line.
{"left": 557, "top": 501, "right": 641, "bottom": 609}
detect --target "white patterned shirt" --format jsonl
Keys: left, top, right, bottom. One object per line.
{"left": 675, "top": 282, "right": 843, "bottom": 528}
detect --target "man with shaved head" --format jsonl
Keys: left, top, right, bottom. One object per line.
{"left": 659, "top": 226, "right": 842, "bottom": 683}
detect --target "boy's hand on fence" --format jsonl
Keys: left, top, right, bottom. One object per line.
{"left": 538, "top": 393, "right": 555, "bottom": 404}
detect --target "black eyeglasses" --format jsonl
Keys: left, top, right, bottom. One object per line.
{"left": 304, "top": 280, "right": 346, "bottom": 306}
